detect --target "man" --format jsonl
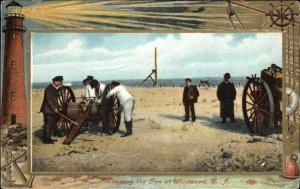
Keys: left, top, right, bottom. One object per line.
{"left": 182, "top": 78, "right": 199, "bottom": 122}
{"left": 90, "top": 79, "right": 108, "bottom": 133}
{"left": 83, "top": 76, "right": 96, "bottom": 100}
{"left": 217, "top": 73, "right": 236, "bottom": 123}
{"left": 40, "top": 76, "right": 63, "bottom": 144}
{"left": 90, "top": 79, "right": 106, "bottom": 103}
{"left": 106, "top": 81, "right": 135, "bottom": 137}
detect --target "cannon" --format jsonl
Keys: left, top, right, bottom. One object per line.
{"left": 55, "top": 84, "right": 121, "bottom": 144}
{"left": 242, "top": 64, "right": 282, "bottom": 136}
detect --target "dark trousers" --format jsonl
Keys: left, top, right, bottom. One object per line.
{"left": 99, "top": 104, "right": 109, "bottom": 133}
{"left": 184, "top": 102, "right": 196, "bottom": 120}
{"left": 43, "top": 113, "right": 59, "bottom": 142}
{"left": 220, "top": 100, "right": 235, "bottom": 122}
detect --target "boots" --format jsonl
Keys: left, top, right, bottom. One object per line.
{"left": 221, "top": 117, "right": 226, "bottom": 123}
{"left": 42, "top": 125, "right": 48, "bottom": 143}
{"left": 43, "top": 125, "right": 54, "bottom": 144}
{"left": 121, "top": 120, "right": 132, "bottom": 137}
{"left": 43, "top": 120, "right": 56, "bottom": 144}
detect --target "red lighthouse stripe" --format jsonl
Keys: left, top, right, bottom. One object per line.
{"left": 2, "top": 2, "right": 27, "bottom": 127}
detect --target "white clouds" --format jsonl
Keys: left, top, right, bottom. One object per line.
{"left": 33, "top": 39, "right": 110, "bottom": 65}
{"left": 67, "top": 39, "right": 82, "bottom": 49}
{"left": 32, "top": 33, "right": 282, "bottom": 82}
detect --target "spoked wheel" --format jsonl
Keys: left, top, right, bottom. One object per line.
{"left": 56, "top": 86, "right": 76, "bottom": 135}
{"left": 273, "top": 97, "right": 282, "bottom": 128}
{"left": 242, "top": 77, "right": 274, "bottom": 136}
{"left": 106, "top": 85, "right": 121, "bottom": 134}
{"left": 268, "top": 3, "right": 295, "bottom": 28}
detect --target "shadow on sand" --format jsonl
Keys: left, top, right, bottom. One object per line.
{"left": 159, "top": 114, "right": 281, "bottom": 136}
{"left": 33, "top": 122, "right": 112, "bottom": 143}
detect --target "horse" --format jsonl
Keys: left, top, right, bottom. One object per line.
{"left": 199, "top": 80, "right": 210, "bottom": 88}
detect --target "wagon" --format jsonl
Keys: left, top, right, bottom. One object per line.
{"left": 242, "top": 64, "right": 282, "bottom": 136}
{"left": 55, "top": 84, "right": 121, "bottom": 144}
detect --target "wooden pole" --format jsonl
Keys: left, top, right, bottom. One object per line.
{"left": 154, "top": 47, "right": 158, "bottom": 87}
{"left": 141, "top": 47, "right": 158, "bottom": 87}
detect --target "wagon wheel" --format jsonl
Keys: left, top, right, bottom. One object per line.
{"left": 106, "top": 85, "right": 121, "bottom": 134}
{"left": 56, "top": 86, "right": 76, "bottom": 136}
{"left": 242, "top": 77, "right": 274, "bottom": 136}
{"left": 273, "top": 95, "right": 282, "bottom": 128}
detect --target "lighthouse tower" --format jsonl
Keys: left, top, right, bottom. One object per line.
{"left": 2, "top": 0, "right": 27, "bottom": 126}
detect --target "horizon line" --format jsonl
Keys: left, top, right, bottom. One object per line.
{"left": 32, "top": 76, "right": 248, "bottom": 83}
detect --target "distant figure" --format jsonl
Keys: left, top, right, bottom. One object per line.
{"left": 83, "top": 76, "right": 96, "bottom": 100}
{"left": 182, "top": 78, "right": 199, "bottom": 122}
{"left": 200, "top": 80, "right": 210, "bottom": 89}
{"left": 217, "top": 73, "right": 236, "bottom": 123}
{"left": 106, "top": 81, "right": 135, "bottom": 137}
{"left": 40, "top": 76, "right": 63, "bottom": 144}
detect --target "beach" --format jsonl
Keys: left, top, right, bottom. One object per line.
{"left": 31, "top": 87, "right": 282, "bottom": 172}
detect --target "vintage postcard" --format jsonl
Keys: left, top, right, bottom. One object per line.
{"left": 1, "top": 0, "right": 299, "bottom": 189}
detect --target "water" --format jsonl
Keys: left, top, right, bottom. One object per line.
{"left": 32, "top": 77, "right": 247, "bottom": 89}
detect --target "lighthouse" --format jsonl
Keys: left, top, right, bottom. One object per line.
{"left": 1, "top": 0, "right": 27, "bottom": 126}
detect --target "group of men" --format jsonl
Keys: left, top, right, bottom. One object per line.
{"left": 40, "top": 73, "right": 236, "bottom": 144}
{"left": 182, "top": 73, "right": 236, "bottom": 123}
{"left": 83, "top": 76, "right": 135, "bottom": 137}
{"left": 40, "top": 75, "right": 135, "bottom": 144}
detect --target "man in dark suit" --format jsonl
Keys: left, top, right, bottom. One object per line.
{"left": 90, "top": 79, "right": 110, "bottom": 134}
{"left": 40, "top": 76, "right": 63, "bottom": 144}
{"left": 182, "top": 78, "right": 199, "bottom": 122}
{"left": 217, "top": 73, "right": 236, "bottom": 123}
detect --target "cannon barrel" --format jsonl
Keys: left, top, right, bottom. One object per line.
{"left": 56, "top": 84, "right": 121, "bottom": 144}
{"left": 66, "top": 101, "right": 102, "bottom": 121}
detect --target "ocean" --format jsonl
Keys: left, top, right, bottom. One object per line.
{"left": 32, "top": 77, "right": 247, "bottom": 89}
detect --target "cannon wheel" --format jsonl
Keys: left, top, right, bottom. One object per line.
{"left": 106, "top": 85, "right": 121, "bottom": 134}
{"left": 242, "top": 77, "right": 274, "bottom": 136}
{"left": 56, "top": 86, "right": 76, "bottom": 135}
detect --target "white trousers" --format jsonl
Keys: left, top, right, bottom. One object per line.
{"left": 122, "top": 98, "right": 135, "bottom": 122}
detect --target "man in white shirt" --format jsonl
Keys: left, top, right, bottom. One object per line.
{"left": 90, "top": 79, "right": 106, "bottom": 103}
{"left": 83, "top": 76, "right": 96, "bottom": 100}
{"left": 89, "top": 79, "right": 108, "bottom": 134}
{"left": 106, "top": 81, "right": 135, "bottom": 137}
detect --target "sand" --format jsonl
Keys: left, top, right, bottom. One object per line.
{"left": 31, "top": 87, "right": 282, "bottom": 172}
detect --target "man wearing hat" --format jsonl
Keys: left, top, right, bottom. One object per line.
{"left": 90, "top": 79, "right": 108, "bottom": 133}
{"left": 90, "top": 79, "right": 106, "bottom": 103}
{"left": 106, "top": 81, "right": 135, "bottom": 137}
{"left": 217, "top": 73, "right": 236, "bottom": 123}
{"left": 40, "top": 76, "right": 63, "bottom": 144}
{"left": 182, "top": 78, "right": 199, "bottom": 122}
{"left": 83, "top": 76, "right": 96, "bottom": 100}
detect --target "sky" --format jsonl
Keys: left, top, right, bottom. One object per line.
{"left": 31, "top": 33, "right": 282, "bottom": 83}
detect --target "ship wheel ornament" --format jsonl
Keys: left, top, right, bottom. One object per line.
{"left": 266, "top": 3, "right": 295, "bottom": 29}
{"left": 226, "top": 1, "right": 300, "bottom": 30}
